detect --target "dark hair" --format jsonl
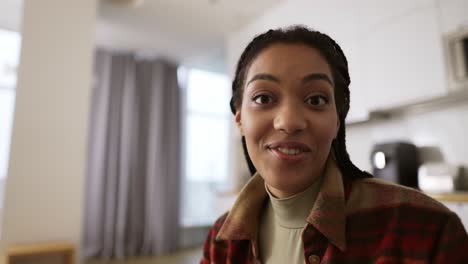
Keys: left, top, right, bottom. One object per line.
{"left": 229, "top": 25, "right": 371, "bottom": 180}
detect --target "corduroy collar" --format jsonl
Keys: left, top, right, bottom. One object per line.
{"left": 216, "top": 155, "right": 347, "bottom": 251}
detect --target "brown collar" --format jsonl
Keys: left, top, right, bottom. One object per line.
{"left": 216, "top": 156, "right": 347, "bottom": 251}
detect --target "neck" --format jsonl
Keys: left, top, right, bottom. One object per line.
{"left": 267, "top": 178, "right": 320, "bottom": 199}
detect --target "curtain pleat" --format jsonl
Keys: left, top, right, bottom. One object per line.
{"left": 83, "top": 50, "right": 181, "bottom": 259}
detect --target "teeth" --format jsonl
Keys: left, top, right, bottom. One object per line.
{"left": 277, "top": 148, "right": 301, "bottom": 155}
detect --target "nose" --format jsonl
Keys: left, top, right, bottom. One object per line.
{"left": 273, "top": 102, "right": 307, "bottom": 134}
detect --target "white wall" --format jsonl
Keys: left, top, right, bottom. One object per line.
{"left": 0, "top": 0, "right": 97, "bottom": 261}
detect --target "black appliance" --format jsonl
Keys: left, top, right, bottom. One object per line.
{"left": 370, "top": 142, "right": 420, "bottom": 188}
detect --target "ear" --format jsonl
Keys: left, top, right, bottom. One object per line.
{"left": 335, "top": 117, "right": 340, "bottom": 139}
{"left": 235, "top": 110, "right": 244, "bottom": 135}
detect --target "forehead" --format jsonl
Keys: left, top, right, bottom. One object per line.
{"left": 246, "top": 44, "right": 333, "bottom": 81}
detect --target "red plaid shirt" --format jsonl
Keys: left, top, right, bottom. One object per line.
{"left": 201, "top": 158, "right": 468, "bottom": 263}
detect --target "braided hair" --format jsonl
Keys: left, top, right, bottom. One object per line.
{"left": 229, "top": 25, "right": 371, "bottom": 180}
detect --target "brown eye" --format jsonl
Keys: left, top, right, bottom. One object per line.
{"left": 305, "top": 95, "right": 328, "bottom": 106}
{"left": 253, "top": 94, "right": 274, "bottom": 105}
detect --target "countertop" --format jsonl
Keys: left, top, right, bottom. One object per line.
{"left": 428, "top": 192, "right": 468, "bottom": 203}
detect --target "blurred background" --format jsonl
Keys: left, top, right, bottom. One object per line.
{"left": 0, "top": 0, "right": 467, "bottom": 263}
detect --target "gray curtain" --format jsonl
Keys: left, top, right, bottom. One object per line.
{"left": 83, "top": 50, "right": 181, "bottom": 259}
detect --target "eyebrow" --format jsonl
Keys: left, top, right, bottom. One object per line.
{"left": 246, "top": 73, "right": 333, "bottom": 86}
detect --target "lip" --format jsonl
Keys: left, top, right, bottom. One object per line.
{"left": 267, "top": 141, "right": 311, "bottom": 162}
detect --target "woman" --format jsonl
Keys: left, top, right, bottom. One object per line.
{"left": 201, "top": 26, "right": 468, "bottom": 264}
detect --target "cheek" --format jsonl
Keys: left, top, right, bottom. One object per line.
{"left": 241, "top": 111, "right": 266, "bottom": 142}
{"left": 315, "top": 118, "right": 338, "bottom": 147}
{"left": 239, "top": 108, "right": 272, "bottom": 157}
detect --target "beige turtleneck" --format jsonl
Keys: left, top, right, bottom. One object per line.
{"left": 259, "top": 178, "right": 322, "bottom": 264}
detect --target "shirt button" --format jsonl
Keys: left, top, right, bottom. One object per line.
{"left": 308, "top": 254, "right": 320, "bottom": 264}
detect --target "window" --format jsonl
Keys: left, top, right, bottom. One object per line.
{"left": 179, "top": 68, "right": 233, "bottom": 226}
{"left": 0, "top": 29, "right": 21, "bottom": 207}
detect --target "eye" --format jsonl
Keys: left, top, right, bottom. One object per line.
{"left": 305, "top": 95, "right": 329, "bottom": 106}
{"left": 252, "top": 94, "right": 275, "bottom": 105}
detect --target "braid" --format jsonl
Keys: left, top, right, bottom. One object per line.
{"left": 318, "top": 34, "right": 372, "bottom": 179}
{"left": 231, "top": 25, "right": 371, "bottom": 180}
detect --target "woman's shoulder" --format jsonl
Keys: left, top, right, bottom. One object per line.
{"left": 344, "top": 177, "right": 468, "bottom": 263}
{"left": 211, "top": 212, "right": 229, "bottom": 231}
{"left": 204, "top": 212, "right": 230, "bottom": 242}
{"left": 347, "top": 177, "right": 451, "bottom": 215}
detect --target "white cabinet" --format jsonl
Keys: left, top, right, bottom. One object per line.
{"left": 354, "top": 0, "right": 431, "bottom": 36}
{"left": 437, "top": 0, "right": 468, "bottom": 35}
{"left": 228, "top": 0, "right": 466, "bottom": 120}
{"left": 356, "top": 1, "right": 447, "bottom": 111}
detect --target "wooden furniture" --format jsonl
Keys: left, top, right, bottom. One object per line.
{"left": 429, "top": 192, "right": 468, "bottom": 203}
{"left": 6, "top": 242, "right": 75, "bottom": 264}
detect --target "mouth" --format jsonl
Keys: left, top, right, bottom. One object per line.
{"left": 275, "top": 147, "right": 302, "bottom": 155}
{"left": 267, "top": 141, "right": 311, "bottom": 161}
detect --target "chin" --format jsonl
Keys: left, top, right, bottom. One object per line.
{"left": 263, "top": 171, "right": 312, "bottom": 194}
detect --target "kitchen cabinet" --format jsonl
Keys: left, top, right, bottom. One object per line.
{"left": 356, "top": 2, "right": 447, "bottom": 111}
{"left": 354, "top": 0, "right": 432, "bottom": 35}
{"left": 437, "top": 0, "right": 468, "bottom": 35}
{"left": 228, "top": 0, "right": 467, "bottom": 123}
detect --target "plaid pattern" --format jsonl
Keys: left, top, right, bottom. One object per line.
{"left": 201, "top": 158, "right": 468, "bottom": 263}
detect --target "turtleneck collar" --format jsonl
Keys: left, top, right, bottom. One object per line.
{"left": 216, "top": 154, "right": 348, "bottom": 251}
{"left": 265, "top": 178, "right": 322, "bottom": 229}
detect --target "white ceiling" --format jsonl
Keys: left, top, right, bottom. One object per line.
{"left": 0, "top": 0, "right": 284, "bottom": 73}
{"left": 97, "top": 0, "right": 284, "bottom": 72}
{"left": 0, "top": 0, "right": 23, "bottom": 31}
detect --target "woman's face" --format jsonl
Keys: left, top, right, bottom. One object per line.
{"left": 235, "top": 43, "right": 340, "bottom": 198}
